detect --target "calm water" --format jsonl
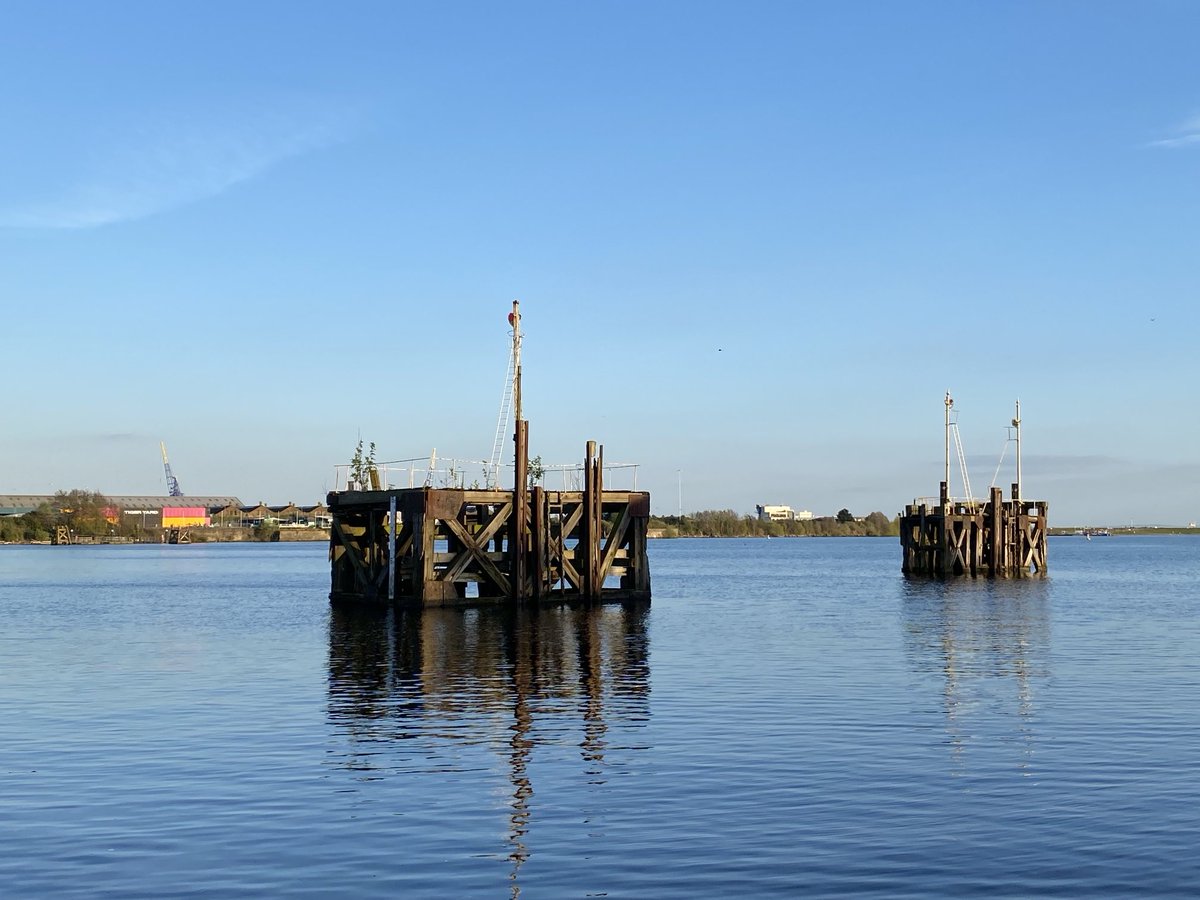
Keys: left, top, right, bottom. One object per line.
{"left": 3, "top": 537, "right": 1199, "bottom": 897}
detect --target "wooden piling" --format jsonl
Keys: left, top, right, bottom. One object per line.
{"left": 512, "top": 420, "right": 529, "bottom": 603}
{"left": 899, "top": 483, "right": 1046, "bottom": 579}
{"left": 328, "top": 442, "right": 651, "bottom": 607}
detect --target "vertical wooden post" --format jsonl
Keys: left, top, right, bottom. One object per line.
{"left": 905, "top": 518, "right": 912, "bottom": 574}
{"left": 972, "top": 515, "right": 983, "bottom": 577}
{"left": 936, "top": 515, "right": 947, "bottom": 577}
{"left": 1038, "top": 502, "right": 1048, "bottom": 575}
{"left": 583, "top": 440, "right": 594, "bottom": 600}
{"left": 388, "top": 493, "right": 397, "bottom": 601}
{"left": 583, "top": 440, "right": 602, "bottom": 601}
{"left": 623, "top": 503, "right": 651, "bottom": 594}
{"left": 594, "top": 444, "right": 605, "bottom": 597}
{"left": 1011, "top": 483, "right": 1021, "bottom": 577}
{"left": 1017, "top": 510, "right": 1029, "bottom": 578}
{"left": 936, "top": 481, "right": 949, "bottom": 577}
{"left": 917, "top": 504, "right": 927, "bottom": 575}
{"left": 531, "top": 485, "right": 545, "bottom": 600}
{"left": 512, "top": 420, "right": 529, "bottom": 602}
{"left": 418, "top": 489, "right": 438, "bottom": 603}
{"left": 402, "top": 491, "right": 422, "bottom": 603}
{"left": 365, "top": 508, "right": 377, "bottom": 592}
{"left": 989, "top": 486, "right": 1003, "bottom": 577}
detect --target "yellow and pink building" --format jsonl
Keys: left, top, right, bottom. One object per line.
{"left": 161, "top": 506, "right": 211, "bottom": 528}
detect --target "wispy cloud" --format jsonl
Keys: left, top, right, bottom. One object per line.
{"left": 0, "top": 99, "right": 359, "bottom": 229}
{"left": 1021, "top": 453, "right": 1125, "bottom": 480}
{"left": 1148, "top": 114, "right": 1200, "bottom": 149}
{"left": 95, "top": 431, "right": 150, "bottom": 443}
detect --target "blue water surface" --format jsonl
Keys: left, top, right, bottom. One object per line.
{"left": 2, "top": 536, "right": 1198, "bottom": 897}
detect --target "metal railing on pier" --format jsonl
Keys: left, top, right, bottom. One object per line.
{"left": 332, "top": 456, "right": 640, "bottom": 493}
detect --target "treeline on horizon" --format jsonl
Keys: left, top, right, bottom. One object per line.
{"left": 0, "top": 490, "right": 145, "bottom": 542}
{"left": 2, "top": 490, "right": 902, "bottom": 544}
{"left": 1, "top": 491, "right": 101, "bottom": 542}
{"left": 651, "top": 509, "right": 899, "bottom": 538}
{"left": 0, "top": 490, "right": 277, "bottom": 543}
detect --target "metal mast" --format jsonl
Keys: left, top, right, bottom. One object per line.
{"left": 1012, "top": 399, "right": 1022, "bottom": 501}
{"left": 509, "top": 301, "right": 529, "bottom": 603}
{"left": 486, "top": 301, "right": 523, "bottom": 489}
{"left": 511, "top": 300, "right": 522, "bottom": 427}
{"left": 944, "top": 392, "right": 952, "bottom": 495}
{"left": 160, "top": 441, "right": 183, "bottom": 497}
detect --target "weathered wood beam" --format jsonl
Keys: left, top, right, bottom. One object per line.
{"left": 598, "top": 503, "right": 632, "bottom": 581}
{"left": 331, "top": 520, "right": 374, "bottom": 597}
{"left": 443, "top": 516, "right": 512, "bottom": 596}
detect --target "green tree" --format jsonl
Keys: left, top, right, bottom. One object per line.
{"left": 0, "top": 518, "right": 19, "bottom": 542}
{"left": 349, "top": 440, "right": 379, "bottom": 489}
{"left": 55, "top": 490, "right": 114, "bottom": 536}
{"left": 22, "top": 504, "right": 54, "bottom": 541}
{"left": 0, "top": 503, "right": 54, "bottom": 542}
{"left": 836, "top": 508, "right": 854, "bottom": 524}
{"left": 253, "top": 521, "right": 280, "bottom": 542}
{"left": 863, "top": 511, "right": 894, "bottom": 535}
{"left": 527, "top": 455, "right": 545, "bottom": 487}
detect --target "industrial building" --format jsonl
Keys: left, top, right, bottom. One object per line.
{"left": 0, "top": 495, "right": 329, "bottom": 528}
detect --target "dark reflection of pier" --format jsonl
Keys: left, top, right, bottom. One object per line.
{"left": 327, "top": 602, "right": 650, "bottom": 895}
{"left": 901, "top": 579, "right": 1050, "bottom": 773}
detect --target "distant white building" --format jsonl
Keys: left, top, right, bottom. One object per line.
{"left": 756, "top": 505, "right": 814, "bottom": 522}
{"left": 756, "top": 505, "right": 793, "bottom": 521}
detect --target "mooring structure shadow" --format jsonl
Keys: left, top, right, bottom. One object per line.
{"left": 902, "top": 577, "right": 1051, "bottom": 773}
{"left": 327, "top": 602, "right": 650, "bottom": 894}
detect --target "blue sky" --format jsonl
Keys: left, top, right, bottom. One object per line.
{"left": 2, "top": 1, "right": 1198, "bottom": 525}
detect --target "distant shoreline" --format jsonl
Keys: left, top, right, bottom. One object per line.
{"left": 645, "top": 530, "right": 1200, "bottom": 539}
{"left": 0, "top": 527, "right": 330, "bottom": 547}
{"left": 1048, "top": 528, "right": 1200, "bottom": 536}
{"left": 7, "top": 528, "right": 1197, "bottom": 547}
{"left": 648, "top": 532, "right": 893, "bottom": 539}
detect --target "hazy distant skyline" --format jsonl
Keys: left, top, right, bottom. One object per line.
{"left": 3, "top": 2, "right": 1198, "bottom": 525}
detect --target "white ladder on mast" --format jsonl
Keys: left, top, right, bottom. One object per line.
{"left": 487, "top": 337, "right": 517, "bottom": 488}
{"left": 951, "top": 421, "right": 974, "bottom": 508}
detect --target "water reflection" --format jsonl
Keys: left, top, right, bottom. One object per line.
{"left": 901, "top": 579, "right": 1051, "bottom": 773}
{"left": 327, "top": 602, "right": 650, "bottom": 895}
